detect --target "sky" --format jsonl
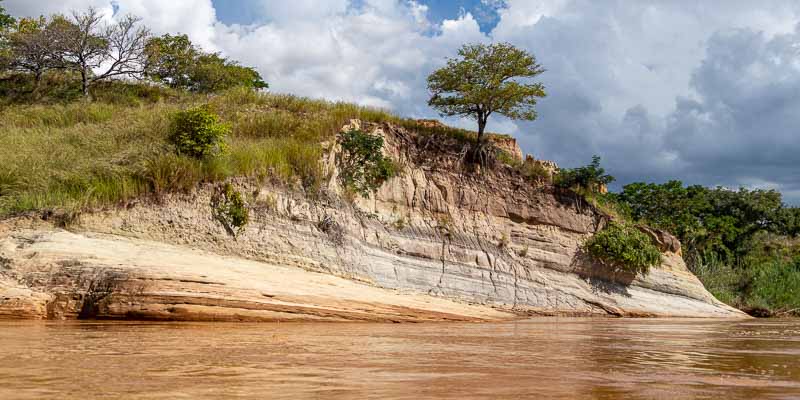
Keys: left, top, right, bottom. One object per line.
{"left": 5, "top": 0, "right": 800, "bottom": 204}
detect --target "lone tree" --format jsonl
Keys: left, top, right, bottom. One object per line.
{"left": 427, "top": 42, "right": 546, "bottom": 163}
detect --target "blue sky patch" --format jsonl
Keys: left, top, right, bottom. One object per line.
{"left": 211, "top": 0, "right": 506, "bottom": 33}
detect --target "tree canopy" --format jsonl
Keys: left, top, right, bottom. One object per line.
{"left": 52, "top": 8, "right": 151, "bottom": 96}
{"left": 2, "top": 16, "right": 54, "bottom": 85}
{"left": 0, "top": 0, "right": 16, "bottom": 68}
{"left": 427, "top": 42, "right": 546, "bottom": 146}
{"left": 0, "top": 6, "right": 267, "bottom": 98}
{"left": 144, "top": 33, "right": 267, "bottom": 93}
{"left": 614, "top": 181, "right": 793, "bottom": 263}
{"left": 611, "top": 181, "right": 799, "bottom": 314}
{"left": 0, "top": 0, "right": 14, "bottom": 31}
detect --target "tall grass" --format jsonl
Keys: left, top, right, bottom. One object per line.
{"left": 0, "top": 102, "right": 175, "bottom": 215}
{"left": 689, "top": 234, "right": 800, "bottom": 315}
{"left": 0, "top": 72, "right": 184, "bottom": 106}
{"left": 1, "top": 103, "right": 115, "bottom": 128}
{"left": 0, "top": 86, "right": 416, "bottom": 217}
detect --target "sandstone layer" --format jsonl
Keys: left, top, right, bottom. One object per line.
{"left": 0, "top": 121, "right": 746, "bottom": 321}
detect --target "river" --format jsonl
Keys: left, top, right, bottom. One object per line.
{"left": 0, "top": 318, "right": 798, "bottom": 399}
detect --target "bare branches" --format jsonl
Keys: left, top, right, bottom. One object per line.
{"left": 48, "top": 7, "right": 150, "bottom": 96}
{"left": 96, "top": 14, "right": 150, "bottom": 81}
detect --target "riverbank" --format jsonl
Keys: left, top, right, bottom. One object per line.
{"left": 0, "top": 88, "right": 746, "bottom": 320}
{"left": 0, "top": 118, "right": 745, "bottom": 320}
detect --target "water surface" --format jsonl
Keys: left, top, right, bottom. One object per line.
{"left": 0, "top": 318, "right": 798, "bottom": 399}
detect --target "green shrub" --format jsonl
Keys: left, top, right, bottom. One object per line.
{"left": 211, "top": 183, "right": 249, "bottom": 237}
{"left": 520, "top": 161, "right": 552, "bottom": 183}
{"left": 555, "top": 155, "right": 615, "bottom": 192}
{"left": 168, "top": 105, "right": 230, "bottom": 158}
{"left": 337, "top": 129, "right": 397, "bottom": 197}
{"left": 585, "top": 222, "right": 662, "bottom": 276}
{"left": 496, "top": 150, "right": 521, "bottom": 168}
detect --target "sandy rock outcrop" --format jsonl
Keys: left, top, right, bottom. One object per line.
{"left": 0, "top": 121, "right": 745, "bottom": 321}
{"left": 0, "top": 230, "right": 511, "bottom": 321}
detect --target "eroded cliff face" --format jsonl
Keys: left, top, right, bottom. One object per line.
{"left": 0, "top": 121, "right": 745, "bottom": 321}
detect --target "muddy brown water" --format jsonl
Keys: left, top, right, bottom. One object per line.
{"left": 0, "top": 318, "right": 798, "bottom": 399}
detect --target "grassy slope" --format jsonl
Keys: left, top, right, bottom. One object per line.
{"left": 0, "top": 82, "right": 503, "bottom": 219}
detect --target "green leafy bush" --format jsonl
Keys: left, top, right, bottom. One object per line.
{"left": 211, "top": 183, "right": 248, "bottom": 237}
{"left": 555, "top": 155, "right": 615, "bottom": 192}
{"left": 520, "top": 161, "right": 553, "bottom": 183}
{"left": 585, "top": 222, "right": 662, "bottom": 276}
{"left": 337, "top": 129, "right": 396, "bottom": 197}
{"left": 169, "top": 105, "right": 230, "bottom": 158}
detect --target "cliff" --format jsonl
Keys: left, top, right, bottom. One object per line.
{"left": 0, "top": 120, "right": 745, "bottom": 321}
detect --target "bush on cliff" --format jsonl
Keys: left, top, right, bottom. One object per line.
{"left": 211, "top": 183, "right": 249, "bottom": 237}
{"left": 337, "top": 129, "right": 396, "bottom": 198}
{"left": 585, "top": 222, "right": 662, "bottom": 276}
{"left": 555, "top": 155, "right": 615, "bottom": 193}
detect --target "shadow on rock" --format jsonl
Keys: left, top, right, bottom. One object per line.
{"left": 570, "top": 249, "right": 634, "bottom": 298}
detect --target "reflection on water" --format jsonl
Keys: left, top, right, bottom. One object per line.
{"left": 0, "top": 318, "right": 798, "bottom": 399}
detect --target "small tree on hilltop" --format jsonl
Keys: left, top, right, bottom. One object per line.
{"left": 427, "top": 42, "right": 546, "bottom": 164}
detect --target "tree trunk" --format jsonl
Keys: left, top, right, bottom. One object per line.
{"left": 477, "top": 117, "right": 487, "bottom": 144}
{"left": 33, "top": 70, "right": 42, "bottom": 93}
{"left": 33, "top": 70, "right": 42, "bottom": 100}
{"left": 469, "top": 115, "right": 490, "bottom": 167}
{"left": 81, "top": 69, "right": 89, "bottom": 98}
